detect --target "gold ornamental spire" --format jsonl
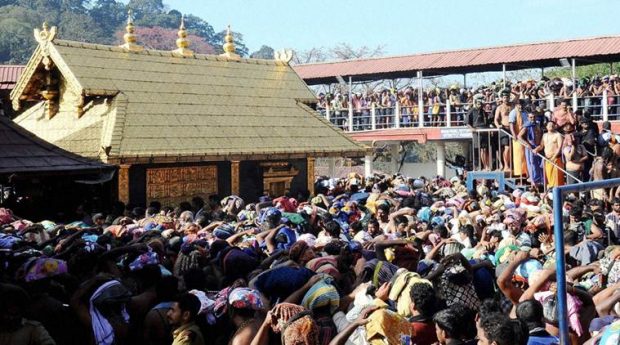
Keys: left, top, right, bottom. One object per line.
{"left": 220, "top": 25, "right": 240, "bottom": 60}
{"left": 173, "top": 14, "right": 193, "bottom": 57}
{"left": 119, "top": 9, "right": 143, "bottom": 52}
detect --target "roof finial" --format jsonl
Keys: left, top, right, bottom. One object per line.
{"left": 173, "top": 14, "right": 193, "bottom": 57}
{"left": 220, "top": 25, "right": 240, "bottom": 60}
{"left": 34, "top": 21, "right": 57, "bottom": 44}
{"left": 119, "top": 9, "right": 143, "bottom": 52}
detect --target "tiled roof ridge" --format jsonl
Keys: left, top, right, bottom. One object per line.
{"left": 297, "top": 34, "right": 620, "bottom": 66}
{"left": 52, "top": 39, "right": 283, "bottom": 66}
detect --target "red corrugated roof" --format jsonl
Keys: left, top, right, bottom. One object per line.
{"left": 294, "top": 35, "right": 620, "bottom": 84}
{"left": 0, "top": 65, "right": 25, "bottom": 90}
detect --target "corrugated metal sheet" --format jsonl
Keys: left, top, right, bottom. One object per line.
{"left": 0, "top": 65, "right": 24, "bottom": 90}
{"left": 294, "top": 35, "right": 620, "bottom": 84}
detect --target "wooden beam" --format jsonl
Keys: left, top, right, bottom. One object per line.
{"left": 118, "top": 164, "right": 130, "bottom": 204}
{"left": 307, "top": 157, "right": 315, "bottom": 195}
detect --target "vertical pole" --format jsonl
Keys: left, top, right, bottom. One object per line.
{"left": 463, "top": 74, "right": 467, "bottom": 89}
{"left": 307, "top": 157, "right": 315, "bottom": 195}
{"left": 571, "top": 58, "right": 578, "bottom": 112}
{"left": 552, "top": 187, "right": 570, "bottom": 345}
{"left": 230, "top": 160, "right": 240, "bottom": 195}
{"left": 118, "top": 164, "right": 131, "bottom": 204}
{"left": 325, "top": 103, "right": 331, "bottom": 122}
{"left": 348, "top": 101, "right": 354, "bottom": 132}
{"left": 395, "top": 102, "right": 401, "bottom": 129}
{"left": 417, "top": 71, "right": 425, "bottom": 128}
{"left": 502, "top": 64, "right": 507, "bottom": 89}
{"left": 327, "top": 157, "right": 336, "bottom": 177}
{"left": 548, "top": 93, "right": 555, "bottom": 111}
{"left": 436, "top": 141, "right": 446, "bottom": 177}
{"left": 371, "top": 103, "right": 377, "bottom": 130}
{"left": 391, "top": 143, "right": 400, "bottom": 173}
{"left": 364, "top": 155, "right": 373, "bottom": 178}
{"left": 603, "top": 89, "right": 609, "bottom": 122}
{"left": 446, "top": 99, "right": 452, "bottom": 128}
{"left": 541, "top": 67, "right": 545, "bottom": 79}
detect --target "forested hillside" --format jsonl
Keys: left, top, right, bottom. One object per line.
{"left": 0, "top": 0, "right": 267, "bottom": 64}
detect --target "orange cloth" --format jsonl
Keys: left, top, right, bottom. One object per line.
{"left": 545, "top": 157, "right": 565, "bottom": 188}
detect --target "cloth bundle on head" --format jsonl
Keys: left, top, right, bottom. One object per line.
{"left": 514, "top": 259, "right": 543, "bottom": 282}
{"left": 228, "top": 287, "right": 264, "bottom": 311}
{"left": 0, "top": 208, "right": 14, "bottom": 225}
{"left": 363, "top": 259, "right": 399, "bottom": 287}
{"left": 365, "top": 302, "right": 412, "bottom": 345}
{"left": 0, "top": 233, "right": 22, "bottom": 249}
{"left": 22, "top": 257, "right": 68, "bottom": 282}
{"left": 213, "top": 223, "right": 235, "bottom": 240}
{"left": 289, "top": 241, "right": 310, "bottom": 263}
{"left": 252, "top": 266, "right": 315, "bottom": 303}
{"left": 89, "top": 280, "right": 131, "bottom": 345}
{"left": 220, "top": 247, "right": 259, "bottom": 282}
{"left": 189, "top": 289, "right": 216, "bottom": 315}
{"left": 301, "top": 277, "right": 340, "bottom": 314}
{"left": 388, "top": 271, "right": 432, "bottom": 318}
{"left": 129, "top": 250, "right": 159, "bottom": 271}
{"left": 305, "top": 256, "right": 340, "bottom": 280}
{"left": 270, "top": 303, "right": 319, "bottom": 345}
{"left": 298, "top": 233, "right": 317, "bottom": 248}
{"left": 535, "top": 290, "right": 583, "bottom": 336}
{"left": 222, "top": 195, "right": 245, "bottom": 214}
{"left": 494, "top": 245, "right": 520, "bottom": 266}
{"left": 275, "top": 226, "right": 297, "bottom": 251}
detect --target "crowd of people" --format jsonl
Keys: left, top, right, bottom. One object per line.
{"left": 3, "top": 163, "right": 620, "bottom": 345}
{"left": 316, "top": 75, "right": 620, "bottom": 130}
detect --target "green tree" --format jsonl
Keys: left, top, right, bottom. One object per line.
{"left": 250, "top": 45, "right": 274, "bottom": 59}
{"left": 127, "top": 0, "right": 165, "bottom": 19}
{"left": 89, "top": 0, "right": 126, "bottom": 41}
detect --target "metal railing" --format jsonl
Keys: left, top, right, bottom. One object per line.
{"left": 319, "top": 93, "right": 619, "bottom": 132}
{"left": 467, "top": 126, "right": 583, "bottom": 193}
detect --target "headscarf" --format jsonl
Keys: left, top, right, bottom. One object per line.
{"left": 228, "top": 287, "right": 264, "bottom": 311}
{"left": 89, "top": 280, "right": 131, "bottom": 345}
{"left": 270, "top": 303, "right": 319, "bottom": 345}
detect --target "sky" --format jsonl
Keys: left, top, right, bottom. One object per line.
{"left": 164, "top": 0, "right": 620, "bottom": 58}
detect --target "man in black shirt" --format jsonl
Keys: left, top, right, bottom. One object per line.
{"left": 466, "top": 94, "right": 491, "bottom": 170}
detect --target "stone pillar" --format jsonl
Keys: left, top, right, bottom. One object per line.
{"left": 390, "top": 142, "right": 400, "bottom": 174}
{"left": 436, "top": 142, "right": 446, "bottom": 177}
{"left": 327, "top": 157, "right": 337, "bottom": 177}
{"left": 118, "top": 164, "right": 131, "bottom": 204}
{"left": 230, "top": 160, "right": 240, "bottom": 195}
{"left": 364, "top": 155, "right": 373, "bottom": 178}
{"left": 307, "top": 157, "right": 315, "bottom": 195}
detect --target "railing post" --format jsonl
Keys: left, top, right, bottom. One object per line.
{"left": 417, "top": 71, "right": 425, "bottom": 128}
{"left": 547, "top": 93, "right": 555, "bottom": 111}
{"left": 572, "top": 92, "right": 578, "bottom": 113}
{"left": 603, "top": 89, "right": 609, "bottom": 122}
{"left": 395, "top": 102, "right": 401, "bottom": 129}
{"left": 371, "top": 103, "right": 377, "bottom": 130}
{"left": 446, "top": 99, "right": 452, "bottom": 128}
{"left": 325, "top": 104, "right": 331, "bottom": 122}
{"left": 348, "top": 101, "right": 354, "bottom": 132}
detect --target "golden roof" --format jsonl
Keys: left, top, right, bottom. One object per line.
{"left": 12, "top": 33, "right": 366, "bottom": 164}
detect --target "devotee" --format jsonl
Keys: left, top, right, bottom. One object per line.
{"left": 540, "top": 121, "right": 565, "bottom": 187}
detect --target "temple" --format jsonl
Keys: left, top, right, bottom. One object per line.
{"left": 10, "top": 18, "right": 366, "bottom": 206}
